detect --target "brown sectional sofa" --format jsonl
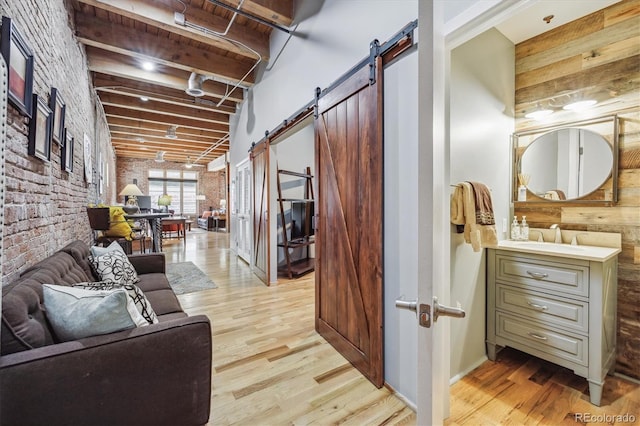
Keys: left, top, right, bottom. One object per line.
{"left": 0, "top": 240, "right": 212, "bottom": 426}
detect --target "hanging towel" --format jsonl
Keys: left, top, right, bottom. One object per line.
{"left": 450, "top": 185, "right": 465, "bottom": 233}
{"left": 450, "top": 182, "right": 498, "bottom": 252}
{"left": 468, "top": 181, "right": 495, "bottom": 225}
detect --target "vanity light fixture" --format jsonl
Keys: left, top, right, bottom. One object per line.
{"left": 563, "top": 99, "right": 597, "bottom": 111}
{"left": 524, "top": 104, "right": 553, "bottom": 120}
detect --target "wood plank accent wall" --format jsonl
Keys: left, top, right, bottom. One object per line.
{"left": 514, "top": 0, "right": 640, "bottom": 380}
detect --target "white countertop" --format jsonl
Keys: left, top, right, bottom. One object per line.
{"left": 494, "top": 240, "right": 621, "bottom": 262}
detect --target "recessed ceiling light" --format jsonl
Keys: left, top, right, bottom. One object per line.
{"left": 142, "top": 61, "right": 155, "bottom": 71}
{"left": 140, "top": 96, "right": 149, "bottom": 102}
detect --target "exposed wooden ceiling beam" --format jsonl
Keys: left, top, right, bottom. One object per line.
{"left": 87, "top": 50, "right": 246, "bottom": 102}
{"left": 111, "top": 137, "right": 227, "bottom": 154}
{"left": 99, "top": 92, "right": 230, "bottom": 124}
{"left": 107, "top": 117, "right": 228, "bottom": 137}
{"left": 93, "top": 74, "right": 239, "bottom": 113}
{"left": 76, "top": 0, "right": 269, "bottom": 60}
{"left": 111, "top": 146, "right": 223, "bottom": 163}
{"left": 97, "top": 86, "right": 236, "bottom": 115}
{"left": 104, "top": 106, "right": 230, "bottom": 132}
{"left": 110, "top": 128, "right": 224, "bottom": 145}
{"left": 76, "top": 12, "right": 256, "bottom": 85}
{"left": 234, "top": 0, "right": 294, "bottom": 27}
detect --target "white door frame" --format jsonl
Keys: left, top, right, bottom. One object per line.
{"left": 235, "top": 157, "right": 251, "bottom": 263}
{"left": 419, "top": 0, "right": 553, "bottom": 423}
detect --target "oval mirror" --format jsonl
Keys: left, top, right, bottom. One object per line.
{"left": 520, "top": 128, "right": 613, "bottom": 201}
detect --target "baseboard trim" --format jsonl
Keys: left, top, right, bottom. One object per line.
{"left": 384, "top": 382, "right": 417, "bottom": 412}
{"left": 449, "top": 355, "right": 489, "bottom": 385}
{"left": 614, "top": 372, "right": 640, "bottom": 385}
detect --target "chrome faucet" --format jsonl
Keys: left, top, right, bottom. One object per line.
{"left": 571, "top": 233, "right": 589, "bottom": 246}
{"left": 550, "top": 224, "right": 562, "bottom": 243}
{"left": 529, "top": 230, "right": 544, "bottom": 242}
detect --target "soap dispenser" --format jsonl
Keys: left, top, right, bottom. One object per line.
{"left": 510, "top": 216, "right": 520, "bottom": 241}
{"left": 521, "top": 216, "right": 529, "bottom": 241}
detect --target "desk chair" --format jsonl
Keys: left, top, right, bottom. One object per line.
{"left": 86, "top": 207, "right": 148, "bottom": 254}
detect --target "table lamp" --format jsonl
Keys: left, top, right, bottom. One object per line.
{"left": 196, "top": 194, "right": 206, "bottom": 213}
{"left": 158, "top": 194, "right": 172, "bottom": 212}
{"left": 119, "top": 183, "right": 143, "bottom": 214}
{"left": 219, "top": 199, "right": 227, "bottom": 213}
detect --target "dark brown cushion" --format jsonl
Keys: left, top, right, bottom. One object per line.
{"left": 2, "top": 251, "right": 93, "bottom": 355}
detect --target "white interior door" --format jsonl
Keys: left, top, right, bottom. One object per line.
{"left": 235, "top": 158, "right": 251, "bottom": 263}
{"left": 416, "top": 2, "right": 450, "bottom": 424}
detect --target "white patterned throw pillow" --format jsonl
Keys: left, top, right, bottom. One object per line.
{"left": 90, "top": 240, "right": 125, "bottom": 259}
{"left": 74, "top": 281, "right": 159, "bottom": 324}
{"left": 90, "top": 250, "right": 140, "bottom": 286}
{"left": 43, "top": 284, "right": 149, "bottom": 341}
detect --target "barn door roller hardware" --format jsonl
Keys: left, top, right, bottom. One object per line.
{"left": 315, "top": 19, "right": 419, "bottom": 106}
{"left": 369, "top": 19, "right": 417, "bottom": 84}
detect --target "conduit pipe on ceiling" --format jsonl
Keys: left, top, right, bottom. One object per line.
{"left": 194, "top": 133, "right": 229, "bottom": 165}
{"left": 206, "top": 0, "right": 291, "bottom": 34}
{"left": 174, "top": 9, "right": 260, "bottom": 104}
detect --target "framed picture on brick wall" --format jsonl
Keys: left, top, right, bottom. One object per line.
{"left": 49, "top": 87, "right": 66, "bottom": 145}
{"left": 0, "top": 16, "right": 34, "bottom": 118}
{"left": 28, "top": 94, "right": 52, "bottom": 162}
{"left": 62, "top": 128, "right": 74, "bottom": 173}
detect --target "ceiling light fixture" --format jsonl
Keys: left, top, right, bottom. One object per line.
{"left": 185, "top": 156, "right": 194, "bottom": 168}
{"left": 524, "top": 103, "right": 553, "bottom": 120}
{"left": 140, "top": 96, "right": 149, "bottom": 102}
{"left": 563, "top": 99, "right": 597, "bottom": 111}
{"left": 142, "top": 61, "right": 155, "bottom": 71}
{"left": 165, "top": 125, "right": 178, "bottom": 139}
{"left": 155, "top": 151, "right": 165, "bottom": 163}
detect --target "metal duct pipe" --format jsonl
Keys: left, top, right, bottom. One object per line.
{"left": 186, "top": 72, "right": 207, "bottom": 97}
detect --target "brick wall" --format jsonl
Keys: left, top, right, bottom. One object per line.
{"left": 1, "top": 0, "right": 114, "bottom": 284}
{"left": 116, "top": 157, "right": 228, "bottom": 215}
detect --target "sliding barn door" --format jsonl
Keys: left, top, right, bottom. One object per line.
{"left": 251, "top": 142, "right": 270, "bottom": 284}
{"left": 315, "top": 61, "right": 384, "bottom": 387}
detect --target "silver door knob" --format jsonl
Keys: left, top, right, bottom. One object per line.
{"left": 433, "top": 297, "right": 465, "bottom": 322}
{"left": 395, "top": 298, "right": 417, "bottom": 313}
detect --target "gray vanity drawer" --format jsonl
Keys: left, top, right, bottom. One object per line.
{"left": 495, "top": 254, "right": 589, "bottom": 297}
{"left": 496, "top": 284, "right": 589, "bottom": 333}
{"left": 496, "top": 312, "right": 587, "bottom": 366}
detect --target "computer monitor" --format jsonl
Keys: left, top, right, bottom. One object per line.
{"left": 125, "top": 195, "right": 152, "bottom": 211}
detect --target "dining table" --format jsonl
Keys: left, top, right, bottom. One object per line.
{"left": 124, "top": 212, "right": 171, "bottom": 252}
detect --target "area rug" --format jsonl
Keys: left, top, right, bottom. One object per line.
{"left": 166, "top": 261, "right": 218, "bottom": 295}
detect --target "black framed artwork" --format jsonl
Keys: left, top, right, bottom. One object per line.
{"left": 62, "top": 128, "right": 74, "bottom": 173}
{"left": 50, "top": 87, "right": 66, "bottom": 145}
{"left": 28, "top": 94, "right": 52, "bottom": 162}
{"left": 0, "top": 16, "right": 34, "bottom": 117}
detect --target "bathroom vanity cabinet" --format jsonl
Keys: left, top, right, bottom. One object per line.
{"left": 486, "top": 244, "right": 619, "bottom": 406}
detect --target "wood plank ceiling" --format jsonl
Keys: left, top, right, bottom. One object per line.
{"left": 70, "top": 0, "right": 294, "bottom": 167}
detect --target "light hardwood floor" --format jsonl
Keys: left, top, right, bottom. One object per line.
{"left": 162, "top": 230, "right": 639, "bottom": 425}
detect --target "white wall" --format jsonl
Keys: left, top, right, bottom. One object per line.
{"left": 448, "top": 28, "right": 514, "bottom": 380}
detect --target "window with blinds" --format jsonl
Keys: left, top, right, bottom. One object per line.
{"left": 148, "top": 169, "right": 198, "bottom": 215}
